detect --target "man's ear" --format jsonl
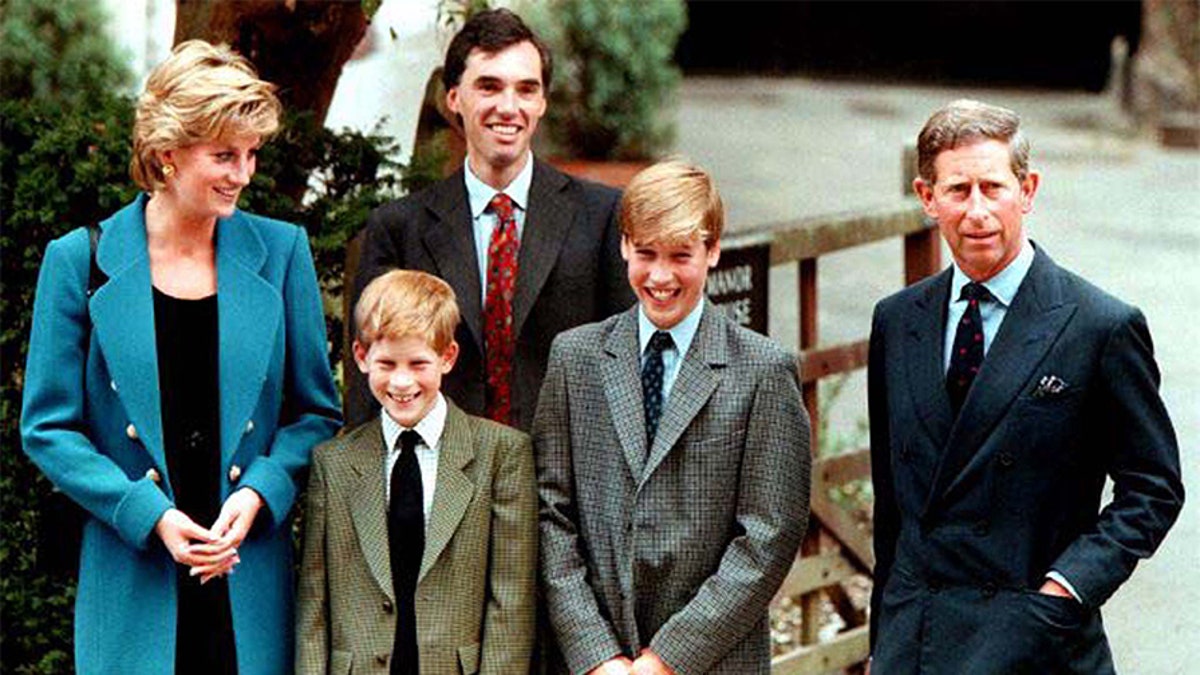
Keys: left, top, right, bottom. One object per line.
{"left": 913, "top": 178, "right": 938, "bottom": 219}
{"left": 1020, "top": 170, "right": 1041, "bottom": 214}
{"left": 440, "top": 340, "right": 460, "bottom": 373}
{"left": 620, "top": 235, "right": 633, "bottom": 262}
{"left": 446, "top": 85, "right": 460, "bottom": 116}
{"left": 353, "top": 340, "right": 370, "bottom": 374}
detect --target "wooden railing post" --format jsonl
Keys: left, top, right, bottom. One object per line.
{"left": 904, "top": 228, "right": 941, "bottom": 286}
{"left": 798, "top": 257, "right": 821, "bottom": 647}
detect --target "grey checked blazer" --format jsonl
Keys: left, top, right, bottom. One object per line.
{"left": 534, "top": 302, "right": 812, "bottom": 674}
{"left": 296, "top": 400, "right": 537, "bottom": 674}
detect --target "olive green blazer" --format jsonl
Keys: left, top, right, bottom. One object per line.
{"left": 296, "top": 400, "right": 537, "bottom": 674}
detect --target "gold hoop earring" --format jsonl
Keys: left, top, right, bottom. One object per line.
{"left": 162, "top": 164, "right": 176, "bottom": 178}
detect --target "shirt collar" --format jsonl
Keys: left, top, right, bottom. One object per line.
{"left": 380, "top": 391, "right": 448, "bottom": 453}
{"left": 949, "top": 237, "right": 1034, "bottom": 308}
{"left": 464, "top": 151, "right": 534, "bottom": 219}
{"left": 638, "top": 298, "right": 706, "bottom": 359}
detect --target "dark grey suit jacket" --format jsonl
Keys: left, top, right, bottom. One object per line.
{"left": 868, "top": 245, "right": 1184, "bottom": 674}
{"left": 535, "top": 303, "right": 811, "bottom": 674}
{"left": 351, "top": 160, "right": 635, "bottom": 430}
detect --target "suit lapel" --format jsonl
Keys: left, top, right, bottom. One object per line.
{"left": 91, "top": 197, "right": 167, "bottom": 478}
{"left": 601, "top": 308, "right": 649, "bottom": 478}
{"left": 214, "top": 212, "right": 279, "bottom": 466}
{"left": 348, "top": 419, "right": 394, "bottom": 601}
{"left": 925, "top": 248, "right": 1077, "bottom": 513}
{"left": 419, "top": 402, "right": 476, "bottom": 583}
{"left": 513, "top": 162, "right": 574, "bottom": 339}
{"left": 903, "top": 268, "right": 956, "bottom": 450}
{"left": 643, "top": 303, "right": 724, "bottom": 484}
{"left": 421, "top": 171, "right": 484, "bottom": 353}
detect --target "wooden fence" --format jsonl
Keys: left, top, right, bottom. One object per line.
{"left": 722, "top": 196, "right": 940, "bottom": 673}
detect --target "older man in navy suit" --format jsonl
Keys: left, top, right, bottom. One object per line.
{"left": 867, "top": 100, "right": 1184, "bottom": 674}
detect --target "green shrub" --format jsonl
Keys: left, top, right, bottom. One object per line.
{"left": 529, "top": 0, "right": 687, "bottom": 160}
{"left": 2, "top": 2, "right": 138, "bottom": 667}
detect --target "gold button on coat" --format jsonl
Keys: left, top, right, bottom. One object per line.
{"left": 244, "top": 420, "right": 254, "bottom": 434}
{"left": 228, "top": 464, "right": 242, "bottom": 483}
{"left": 145, "top": 468, "right": 161, "bottom": 483}
{"left": 125, "top": 423, "right": 138, "bottom": 440}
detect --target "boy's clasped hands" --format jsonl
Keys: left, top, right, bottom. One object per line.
{"left": 154, "top": 487, "right": 264, "bottom": 583}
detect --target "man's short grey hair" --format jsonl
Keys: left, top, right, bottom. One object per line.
{"left": 916, "top": 99, "right": 1031, "bottom": 183}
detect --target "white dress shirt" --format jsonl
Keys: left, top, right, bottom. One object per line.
{"left": 381, "top": 392, "right": 447, "bottom": 523}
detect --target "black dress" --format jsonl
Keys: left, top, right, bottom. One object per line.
{"left": 153, "top": 288, "right": 237, "bottom": 674}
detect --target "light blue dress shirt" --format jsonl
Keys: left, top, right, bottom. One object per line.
{"left": 942, "top": 238, "right": 1035, "bottom": 372}
{"left": 638, "top": 298, "right": 705, "bottom": 404}
{"left": 464, "top": 152, "right": 534, "bottom": 305}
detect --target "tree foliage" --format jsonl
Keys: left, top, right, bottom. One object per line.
{"left": 528, "top": 0, "right": 687, "bottom": 160}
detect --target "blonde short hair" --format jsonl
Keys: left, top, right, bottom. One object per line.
{"left": 131, "top": 40, "right": 281, "bottom": 192}
{"left": 620, "top": 159, "right": 724, "bottom": 248}
{"left": 355, "top": 270, "right": 460, "bottom": 353}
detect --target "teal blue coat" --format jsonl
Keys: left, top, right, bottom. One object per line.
{"left": 21, "top": 195, "right": 341, "bottom": 674}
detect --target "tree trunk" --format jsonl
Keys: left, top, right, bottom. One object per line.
{"left": 173, "top": 0, "right": 368, "bottom": 127}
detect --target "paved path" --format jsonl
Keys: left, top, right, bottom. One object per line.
{"left": 674, "top": 77, "right": 1199, "bottom": 673}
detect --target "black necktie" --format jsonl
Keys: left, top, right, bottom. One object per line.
{"left": 946, "top": 282, "right": 991, "bottom": 414}
{"left": 642, "top": 330, "right": 675, "bottom": 444}
{"left": 388, "top": 429, "right": 423, "bottom": 675}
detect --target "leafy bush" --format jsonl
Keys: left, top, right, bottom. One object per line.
{"left": 528, "top": 0, "right": 687, "bottom": 160}
{"left": 1, "top": 3, "right": 406, "bottom": 672}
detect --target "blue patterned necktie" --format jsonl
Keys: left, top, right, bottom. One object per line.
{"left": 642, "top": 330, "right": 675, "bottom": 445}
{"left": 946, "top": 282, "right": 992, "bottom": 414}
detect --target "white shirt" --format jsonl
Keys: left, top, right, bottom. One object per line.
{"left": 381, "top": 392, "right": 446, "bottom": 523}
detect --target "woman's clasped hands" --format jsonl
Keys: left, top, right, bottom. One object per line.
{"left": 154, "top": 488, "right": 264, "bottom": 583}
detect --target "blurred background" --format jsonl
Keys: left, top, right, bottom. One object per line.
{"left": 3, "top": 1, "right": 1196, "bottom": 672}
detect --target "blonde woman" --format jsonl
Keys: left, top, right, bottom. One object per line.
{"left": 21, "top": 40, "right": 341, "bottom": 673}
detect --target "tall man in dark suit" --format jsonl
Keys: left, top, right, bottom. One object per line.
{"left": 352, "top": 8, "right": 634, "bottom": 429}
{"left": 868, "top": 99, "right": 1184, "bottom": 674}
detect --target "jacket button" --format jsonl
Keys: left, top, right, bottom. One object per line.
{"left": 375, "top": 654, "right": 388, "bottom": 666}
{"left": 982, "top": 582, "right": 997, "bottom": 598}
{"left": 228, "top": 465, "right": 242, "bottom": 483}
{"left": 382, "top": 599, "right": 394, "bottom": 614}
{"left": 999, "top": 453, "right": 1015, "bottom": 468}
{"left": 145, "top": 468, "right": 161, "bottom": 483}
{"left": 974, "top": 521, "right": 990, "bottom": 536}
{"left": 244, "top": 420, "right": 254, "bottom": 434}
{"left": 126, "top": 423, "right": 138, "bottom": 440}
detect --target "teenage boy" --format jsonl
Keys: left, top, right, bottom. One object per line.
{"left": 297, "top": 270, "right": 537, "bottom": 674}
{"left": 535, "top": 160, "right": 812, "bottom": 674}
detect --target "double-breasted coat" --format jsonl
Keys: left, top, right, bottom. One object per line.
{"left": 868, "top": 246, "right": 1184, "bottom": 674}
{"left": 21, "top": 195, "right": 342, "bottom": 674}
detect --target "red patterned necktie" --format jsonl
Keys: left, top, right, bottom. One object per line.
{"left": 484, "top": 193, "right": 519, "bottom": 424}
